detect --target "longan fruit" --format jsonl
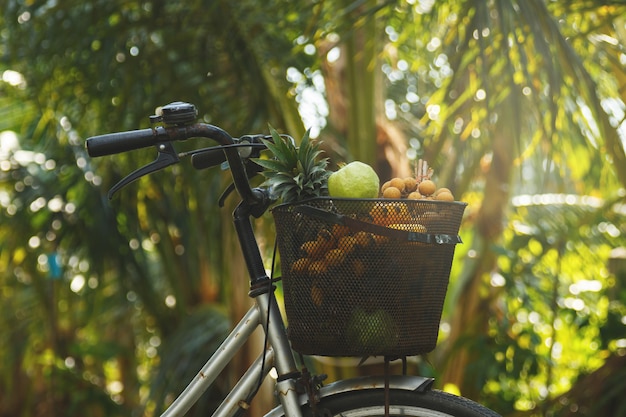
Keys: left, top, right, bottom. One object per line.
{"left": 331, "top": 224, "right": 351, "bottom": 239}
{"left": 418, "top": 179, "right": 437, "bottom": 196}
{"left": 386, "top": 203, "right": 411, "bottom": 222}
{"left": 435, "top": 191, "right": 455, "bottom": 201}
{"left": 325, "top": 248, "right": 346, "bottom": 267}
{"left": 311, "top": 285, "right": 323, "bottom": 306}
{"left": 291, "top": 257, "right": 311, "bottom": 274}
{"left": 300, "top": 240, "right": 327, "bottom": 259}
{"left": 404, "top": 177, "right": 418, "bottom": 193}
{"left": 381, "top": 180, "right": 392, "bottom": 193}
{"left": 308, "top": 259, "right": 328, "bottom": 275}
{"left": 354, "top": 231, "right": 374, "bottom": 247}
{"left": 351, "top": 259, "right": 366, "bottom": 278}
{"left": 317, "top": 229, "right": 336, "bottom": 246}
{"left": 388, "top": 223, "right": 427, "bottom": 233}
{"left": 337, "top": 235, "right": 358, "bottom": 254}
{"left": 369, "top": 203, "right": 391, "bottom": 224}
{"left": 382, "top": 186, "right": 402, "bottom": 199}
{"left": 389, "top": 177, "right": 406, "bottom": 192}
{"left": 434, "top": 187, "right": 451, "bottom": 196}
{"left": 407, "top": 191, "right": 423, "bottom": 200}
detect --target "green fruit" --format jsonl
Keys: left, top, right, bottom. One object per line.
{"left": 328, "top": 161, "right": 380, "bottom": 199}
{"left": 347, "top": 308, "right": 398, "bottom": 351}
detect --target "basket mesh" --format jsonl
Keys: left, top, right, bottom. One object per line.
{"left": 272, "top": 197, "right": 467, "bottom": 357}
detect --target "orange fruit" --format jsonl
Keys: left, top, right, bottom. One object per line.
{"left": 372, "top": 233, "right": 389, "bottom": 244}
{"left": 370, "top": 202, "right": 391, "bottom": 225}
{"left": 388, "top": 223, "right": 427, "bottom": 233}
{"left": 386, "top": 203, "right": 411, "bottom": 222}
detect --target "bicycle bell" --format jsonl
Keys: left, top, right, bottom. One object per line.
{"left": 150, "top": 101, "right": 198, "bottom": 126}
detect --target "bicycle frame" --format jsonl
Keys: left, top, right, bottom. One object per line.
{"left": 159, "top": 196, "right": 305, "bottom": 417}
{"left": 159, "top": 291, "right": 435, "bottom": 417}
{"left": 160, "top": 296, "right": 300, "bottom": 417}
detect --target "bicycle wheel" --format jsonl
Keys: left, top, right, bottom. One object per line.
{"left": 302, "top": 389, "right": 501, "bottom": 417}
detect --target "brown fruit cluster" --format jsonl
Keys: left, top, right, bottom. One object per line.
{"left": 293, "top": 225, "right": 380, "bottom": 272}
{"left": 291, "top": 224, "right": 382, "bottom": 307}
{"left": 291, "top": 201, "right": 435, "bottom": 291}
{"left": 380, "top": 159, "right": 455, "bottom": 201}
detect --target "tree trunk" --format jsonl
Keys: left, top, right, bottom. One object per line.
{"left": 440, "top": 96, "right": 517, "bottom": 398}
{"left": 317, "top": 0, "right": 410, "bottom": 180}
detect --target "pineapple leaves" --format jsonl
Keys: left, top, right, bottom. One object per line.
{"left": 252, "top": 158, "right": 292, "bottom": 174}
{"left": 263, "top": 127, "right": 299, "bottom": 170}
{"left": 253, "top": 125, "right": 330, "bottom": 203}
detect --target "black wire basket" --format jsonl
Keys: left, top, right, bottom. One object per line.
{"left": 272, "top": 197, "right": 467, "bottom": 357}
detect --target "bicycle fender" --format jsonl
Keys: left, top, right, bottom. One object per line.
{"left": 265, "top": 375, "right": 434, "bottom": 417}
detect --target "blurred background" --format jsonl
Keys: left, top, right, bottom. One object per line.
{"left": 1, "top": 1, "right": 625, "bottom": 416}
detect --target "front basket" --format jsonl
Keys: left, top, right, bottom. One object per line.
{"left": 272, "top": 197, "right": 467, "bottom": 358}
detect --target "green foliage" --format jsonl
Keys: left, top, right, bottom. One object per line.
{"left": 1, "top": 1, "right": 626, "bottom": 416}
{"left": 479, "top": 198, "right": 626, "bottom": 413}
{"left": 384, "top": 0, "right": 626, "bottom": 196}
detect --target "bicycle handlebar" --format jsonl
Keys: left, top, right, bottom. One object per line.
{"left": 191, "top": 147, "right": 228, "bottom": 170}
{"left": 86, "top": 123, "right": 269, "bottom": 209}
{"left": 86, "top": 127, "right": 163, "bottom": 157}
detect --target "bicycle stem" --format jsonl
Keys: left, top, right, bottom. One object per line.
{"left": 163, "top": 123, "right": 267, "bottom": 211}
{"left": 233, "top": 197, "right": 274, "bottom": 293}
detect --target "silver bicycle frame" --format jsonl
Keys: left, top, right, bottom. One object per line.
{"left": 160, "top": 290, "right": 304, "bottom": 417}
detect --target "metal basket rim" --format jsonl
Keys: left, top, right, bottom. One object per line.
{"left": 271, "top": 196, "right": 468, "bottom": 212}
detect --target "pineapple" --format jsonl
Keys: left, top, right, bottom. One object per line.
{"left": 254, "top": 126, "right": 330, "bottom": 203}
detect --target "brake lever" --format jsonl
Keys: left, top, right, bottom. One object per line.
{"left": 108, "top": 142, "right": 180, "bottom": 199}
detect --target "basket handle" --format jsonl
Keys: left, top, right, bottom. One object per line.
{"left": 294, "top": 205, "right": 462, "bottom": 245}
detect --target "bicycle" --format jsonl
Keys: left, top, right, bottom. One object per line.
{"left": 86, "top": 101, "right": 502, "bottom": 417}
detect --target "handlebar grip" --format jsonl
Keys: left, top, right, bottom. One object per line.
{"left": 86, "top": 128, "right": 158, "bottom": 157}
{"left": 191, "top": 148, "right": 227, "bottom": 170}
